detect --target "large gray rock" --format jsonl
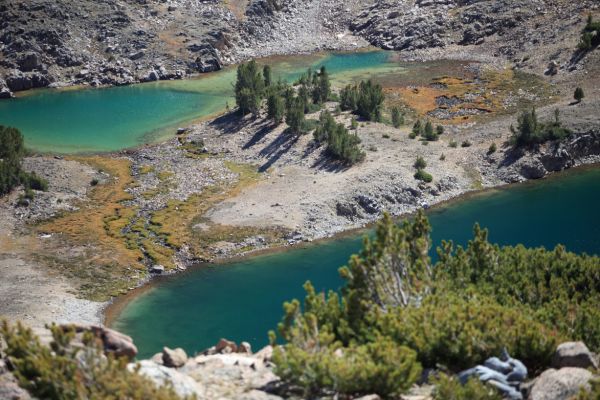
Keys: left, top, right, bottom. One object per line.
{"left": 18, "top": 53, "right": 43, "bottom": 71}
{"left": 162, "top": 346, "right": 188, "bottom": 368}
{"left": 131, "top": 360, "right": 199, "bottom": 398}
{"left": 552, "top": 342, "right": 598, "bottom": 370}
{"left": 529, "top": 368, "right": 593, "bottom": 400}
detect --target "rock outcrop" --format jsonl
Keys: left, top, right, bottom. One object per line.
{"left": 529, "top": 367, "right": 593, "bottom": 400}
{"left": 552, "top": 342, "right": 599, "bottom": 370}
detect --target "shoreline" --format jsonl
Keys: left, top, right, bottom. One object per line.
{"left": 104, "top": 161, "right": 600, "bottom": 329}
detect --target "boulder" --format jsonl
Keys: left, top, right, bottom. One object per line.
{"left": 94, "top": 327, "right": 138, "bottom": 359}
{"left": 60, "top": 324, "right": 138, "bottom": 360}
{"left": 237, "top": 341, "right": 252, "bottom": 354}
{"left": 529, "top": 368, "right": 593, "bottom": 400}
{"left": 0, "top": 79, "right": 14, "bottom": 99}
{"left": 254, "top": 345, "right": 273, "bottom": 362}
{"left": 162, "top": 347, "right": 188, "bottom": 368}
{"left": 150, "top": 264, "right": 165, "bottom": 274}
{"left": 552, "top": 342, "right": 598, "bottom": 370}
{"left": 131, "top": 360, "right": 199, "bottom": 398}
{"left": 519, "top": 159, "right": 546, "bottom": 179}
{"left": 18, "top": 52, "right": 42, "bottom": 71}
{"left": 215, "top": 338, "right": 237, "bottom": 354}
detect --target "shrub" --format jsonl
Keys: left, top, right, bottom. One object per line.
{"left": 423, "top": 121, "right": 438, "bottom": 141}
{"left": 461, "top": 140, "right": 472, "bottom": 147}
{"left": 0, "top": 321, "right": 186, "bottom": 400}
{"left": 440, "top": 153, "right": 446, "bottom": 161}
{"left": 382, "top": 133, "right": 390, "bottom": 139}
{"left": 376, "top": 293, "right": 560, "bottom": 372}
{"left": 432, "top": 374, "right": 502, "bottom": 400}
{"left": 574, "top": 87, "right": 585, "bottom": 103}
{"left": 436, "top": 125, "right": 445, "bottom": 136}
{"left": 449, "top": 140, "right": 458, "bottom": 148}
{"left": 90, "top": 179, "right": 99, "bottom": 186}
{"left": 412, "top": 120, "right": 423, "bottom": 137}
{"left": 23, "top": 172, "right": 48, "bottom": 191}
{"left": 487, "top": 142, "right": 497, "bottom": 155}
{"left": 510, "top": 108, "right": 570, "bottom": 146}
{"left": 273, "top": 337, "right": 421, "bottom": 398}
{"left": 391, "top": 107, "right": 404, "bottom": 128}
{"left": 409, "top": 131, "right": 418, "bottom": 139}
{"left": 578, "top": 14, "right": 600, "bottom": 51}
{"left": 414, "top": 169, "right": 433, "bottom": 183}
{"left": 414, "top": 156, "right": 427, "bottom": 170}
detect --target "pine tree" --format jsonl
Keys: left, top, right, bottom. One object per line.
{"left": 391, "top": 107, "right": 403, "bottom": 128}
{"left": 263, "top": 65, "right": 272, "bottom": 88}
{"left": 286, "top": 97, "right": 305, "bottom": 135}
{"left": 267, "top": 93, "right": 285, "bottom": 124}
{"left": 235, "top": 60, "right": 265, "bottom": 115}
{"left": 574, "top": 87, "right": 585, "bottom": 103}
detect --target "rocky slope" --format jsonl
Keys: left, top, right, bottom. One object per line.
{"left": 2, "top": 0, "right": 598, "bottom": 98}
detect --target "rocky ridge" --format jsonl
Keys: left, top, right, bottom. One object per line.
{"left": 2, "top": 0, "right": 599, "bottom": 98}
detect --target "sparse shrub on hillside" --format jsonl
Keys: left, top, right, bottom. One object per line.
{"left": 574, "top": 87, "right": 585, "bottom": 103}
{"left": 487, "top": 142, "right": 497, "bottom": 155}
{"left": 510, "top": 108, "right": 570, "bottom": 146}
{"left": 414, "top": 169, "right": 433, "bottom": 182}
{"left": 578, "top": 14, "right": 600, "bottom": 50}
{"left": 414, "top": 156, "right": 427, "bottom": 170}
{"left": 392, "top": 107, "right": 404, "bottom": 128}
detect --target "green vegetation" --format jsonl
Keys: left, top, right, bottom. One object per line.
{"left": 286, "top": 97, "right": 306, "bottom": 134}
{"left": 487, "top": 142, "right": 497, "bottom": 155}
{"left": 0, "top": 321, "right": 186, "bottom": 400}
{"left": 340, "top": 80, "right": 385, "bottom": 122}
{"left": 263, "top": 65, "right": 272, "bottom": 88}
{"left": 578, "top": 14, "right": 600, "bottom": 51}
{"left": 574, "top": 87, "right": 585, "bottom": 103}
{"left": 271, "top": 212, "right": 600, "bottom": 397}
{"left": 267, "top": 93, "right": 285, "bottom": 124}
{"left": 413, "top": 156, "right": 433, "bottom": 182}
{"left": 414, "top": 169, "right": 433, "bottom": 183}
{"left": 0, "top": 126, "right": 48, "bottom": 196}
{"left": 235, "top": 60, "right": 264, "bottom": 115}
{"left": 411, "top": 119, "right": 444, "bottom": 141}
{"left": 449, "top": 140, "right": 458, "bottom": 148}
{"left": 314, "top": 110, "right": 365, "bottom": 165}
{"left": 391, "top": 107, "right": 404, "bottom": 128}
{"left": 432, "top": 374, "right": 502, "bottom": 400}
{"left": 510, "top": 108, "right": 571, "bottom": 147}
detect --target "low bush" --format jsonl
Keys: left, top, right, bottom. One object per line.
{"left": 273, "top": 337, "right": 421, "bottom": 398}
{"left": 375, "top": 293, "right": 560, "bottom": 372}
{"left": 414, "top": 169, "right": 433, "bottom": 183}
{"left": 0, "top": 321, "right": 186, "bottom": 400}
{"left": 432, "top": 374, "right": 502, "bottom": 400}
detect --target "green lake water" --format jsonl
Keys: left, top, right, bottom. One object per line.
{"left": 0, "top": 50, "right": 428, "bottom": 153}
{"left": 112, "top": 167, "right": 600, "bottom": 359}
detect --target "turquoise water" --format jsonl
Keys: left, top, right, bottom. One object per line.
{"left": 112, "top": 168, "right": 600, "bottom": 358}
{"left": 0, "top": 51, "right": 403, "bottom": 153}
